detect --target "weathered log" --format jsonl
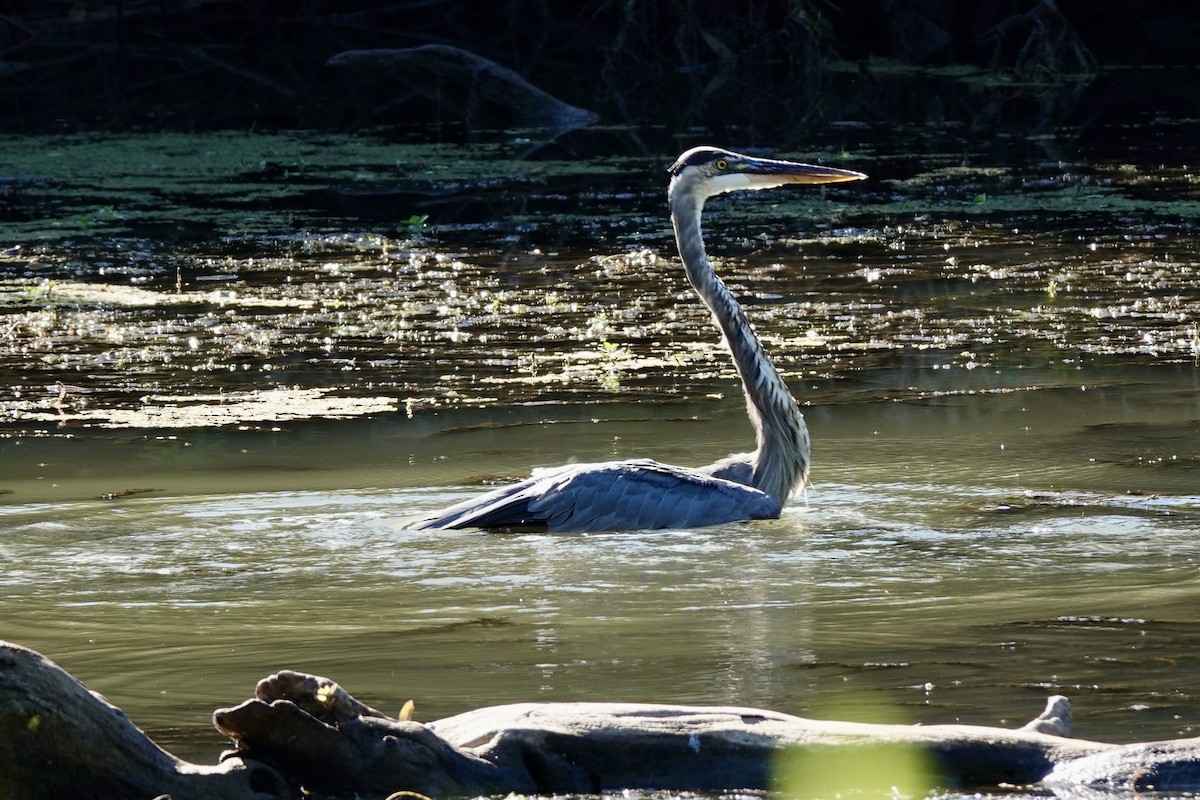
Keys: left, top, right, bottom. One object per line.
{"left": 1046, "top": 741, "right": 1200, "bottom": 793}
{"left": 8, "top": 638, "right": 1200, "bottom": 800}
{"left": 0, "top": 641, "right": 290, "bottom": 800}
{"left": 214, "top": 670, "right": 1108, "bottom": 796}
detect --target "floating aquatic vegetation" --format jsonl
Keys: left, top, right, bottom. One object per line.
{"left": 12, "top": 388, "right": 398, "bottom": 429}
{"left": 1, "top": 131, "right": 1198, "bottom": 429}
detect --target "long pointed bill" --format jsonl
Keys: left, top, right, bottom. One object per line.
{"left": 743, "top": 156, "right": 867, "bottom": 185}
{"left": 704, "top": 154, "right": 867, "bottom": 196}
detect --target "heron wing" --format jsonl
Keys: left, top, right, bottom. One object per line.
{"left": 405, "top": 459, "right": 781, "bottom": 532}
{"left": 695, "top": 452, "right": 755, "bottom": 485}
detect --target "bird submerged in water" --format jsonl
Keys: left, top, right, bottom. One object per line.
{"left": 407, "top": 147, "right": 866, "bottom": 532}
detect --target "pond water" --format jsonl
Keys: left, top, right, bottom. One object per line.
{"left": 0, "top": 120, "right": 1199, "bottom": 797}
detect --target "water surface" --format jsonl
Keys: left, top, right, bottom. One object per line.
{"left": 0, "top": 126, "right": 1198, "bottom": 796}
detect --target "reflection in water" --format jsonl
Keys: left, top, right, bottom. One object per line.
{"left": 1, "top": 375, "right": 1197, "bottom": 768}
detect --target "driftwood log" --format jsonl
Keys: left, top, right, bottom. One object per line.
{"left": 0, "top": 642, "right": 289, "bottom": 800}
{"left": 4, "top": 639, "right": 1200, "bottom": 799}
{"left": 326, "top": 45, "right": 599, "bottom": 134}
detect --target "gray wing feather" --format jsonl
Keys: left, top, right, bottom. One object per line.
{"left": 696, "top": 453, "right": 755, "bottom": 485}
{"left": 406, "top": 458, "right": 781, "bottom": 532}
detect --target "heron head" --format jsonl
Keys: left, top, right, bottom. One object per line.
{"left": 668, "top": 146, "right": 866, "bottom": 201}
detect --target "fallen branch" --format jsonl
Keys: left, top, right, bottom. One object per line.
{"left": 326, "top": 45, "right": 598, "bottom": 133}
{"left": 216, "top": 671, "right": 1103, "bottom": 796}
{"left": 0, "top": 641, "right": 289, "bottom": 800}
{"left": 5, "top": 639, "right": 1200, "bottom": 799}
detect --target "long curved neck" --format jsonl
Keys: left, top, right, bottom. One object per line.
{"left": 669, "top": 183, "right": 810, "bottom": 504}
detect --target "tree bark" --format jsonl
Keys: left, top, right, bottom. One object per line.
{"left": 6, "top": 639, "right": 1200, "bottom": 799}
{"left": 0, "top": 641, "right": 290, "bottom": 800}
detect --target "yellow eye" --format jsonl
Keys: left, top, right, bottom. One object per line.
{"left": 715, "top": 159, "right": 728, "bottom": 170}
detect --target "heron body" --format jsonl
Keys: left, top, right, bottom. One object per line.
{"left": 407, "top": 147, "right": 866, "bottom": 532}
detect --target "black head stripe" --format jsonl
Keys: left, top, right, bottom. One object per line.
{"left": 668, "top": 146, "right": 730, "bottom": 175}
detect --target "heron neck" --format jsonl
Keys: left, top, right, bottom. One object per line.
{"left": 670, "top": 189, "right": 810, "bottom": 504}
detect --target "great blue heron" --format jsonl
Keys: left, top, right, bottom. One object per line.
{"left": 407, "top": 146, "right": 866, "bottom": 532}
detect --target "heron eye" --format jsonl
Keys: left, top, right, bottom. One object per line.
{"left": 714, "top": 159, "right": 728, "bottom": 170}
